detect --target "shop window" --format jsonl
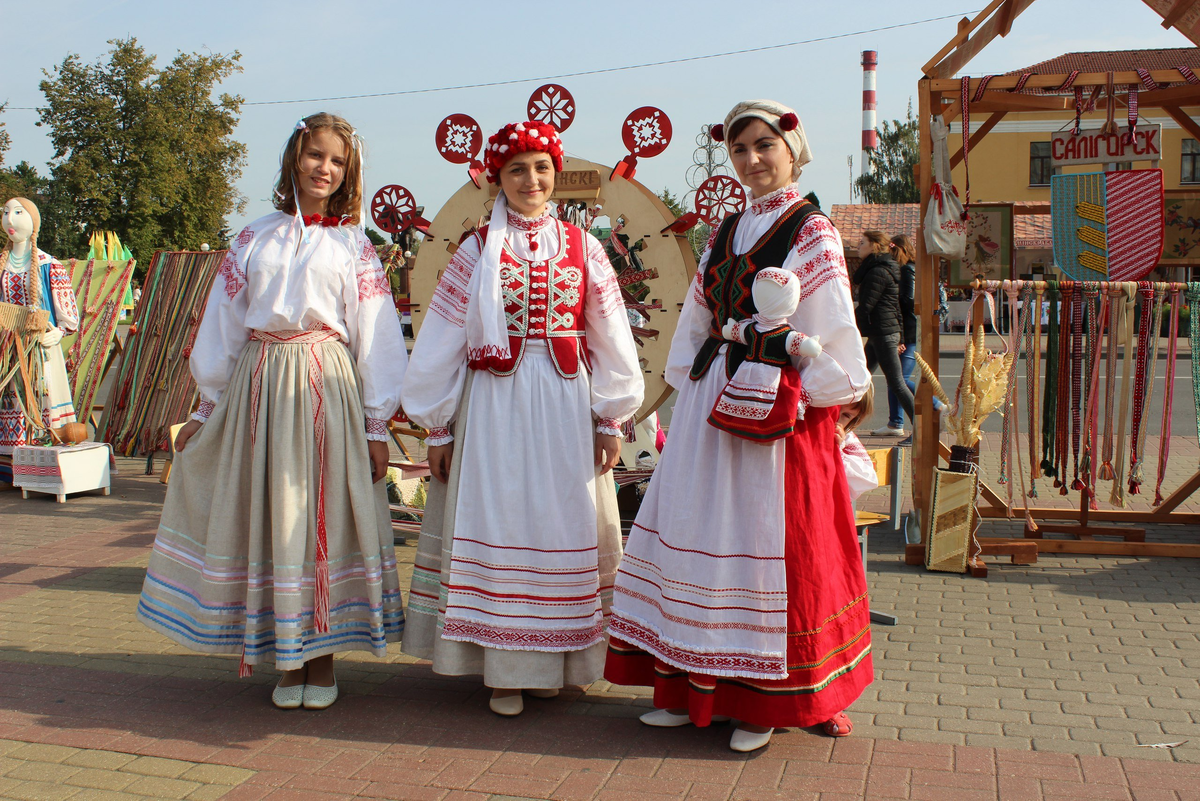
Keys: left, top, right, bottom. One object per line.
{"left": 1029, "top": 142, "right": 1052, "bottom": 186}
{"left": 1183, "top": 139, "right": 1200, "bottom": 184}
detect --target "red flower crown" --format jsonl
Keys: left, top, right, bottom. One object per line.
{"left": 484, "top": 121, "right": 564, "bottom": 184}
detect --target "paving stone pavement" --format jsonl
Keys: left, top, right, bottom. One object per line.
{"left": 0, "top": 448, "right": 1199, "bottom": 800}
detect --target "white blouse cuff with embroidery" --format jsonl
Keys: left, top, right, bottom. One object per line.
{"left": 596, "top": 418, "right": 623, "bottom": 437}
{"left": 365, "top": 417, "right": 390, "bottom": 442}
{"left": 191, "top": 398, "right": 216, "bottom": 423}
{"left": 426, "top": 426, "right": 454, "bottom": 446}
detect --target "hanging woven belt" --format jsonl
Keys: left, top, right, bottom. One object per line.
{"left": 1190, "top": 283, "right": 1200, "bottom": 469}
{"left": 1154, "top": 289, "right": 1182, "bottom": 505}
{"left": 1099, "top": 288, "right": 1122, "bottom": 480}
{"left": 1026, "top": 284, "right": 1042, "bottom": 498}
{"left": 1110, "top": 287, "right": 1137, "bottom": 507}
{"left": 1130, "top": 286, "right": 1165, "bottom": 495}
{"left": 1042, "top": 282, "right": 1060, "bottom": 477}
{"left": 1081, "top": 289, "right": 1109, "bottom": 508}
{"left": 1069, "top": 284, "right": 1087, "bottom": 491}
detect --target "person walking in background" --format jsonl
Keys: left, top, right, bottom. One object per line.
{"left": 854, "top": 230, "right": 913, "bottom": 435}
{"left": 876, "top": 234, "right": 942, "bottom": 443}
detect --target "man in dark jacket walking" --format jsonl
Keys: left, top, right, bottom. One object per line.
{"left": 853, "top": 230, "right": 915, "bottom": 427}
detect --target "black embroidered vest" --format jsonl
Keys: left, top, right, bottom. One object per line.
{"left": 690, "top": 200, "right": 825, "bottom": 380}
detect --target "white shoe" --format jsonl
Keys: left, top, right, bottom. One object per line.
{"left": 526, "top": 688, "right": 559, "bottom": 699}
{"left": 639, "top": 709, "right": 731, "bottom": 727}
{"left": 871, "top": 426, "right": 907, "bottom": 437}
{"left": 730, "top": 726, "right": 774, "bottom": 752}
{"left": 489, "top": 692, "right": 524, "bottom": 716}
{"left": 271, "top": 682, "right": 304, "bottom": 710}
{"left": 639, "top": 709, "right": 692, "bottom": 727}
{"left": 302, "top": 681, "right": 338, "bottom": 710}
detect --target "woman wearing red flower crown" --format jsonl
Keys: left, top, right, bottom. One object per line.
{"left": 401, "top": 121, "right": 643, "bottom": 717}
{"left": 604, "top": 100, "right": 873, "bottom": 752}
{"left": 137, "top": 113, "right": 408, "bottom": 710}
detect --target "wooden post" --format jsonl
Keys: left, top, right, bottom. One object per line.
{"left": 914, "top": 79, "right": 937, "bottom": 536}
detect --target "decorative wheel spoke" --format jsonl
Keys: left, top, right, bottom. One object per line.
{"left": 527, "top": 84, "right": 576, "bottom": 132}
{"left": 694, "top": 176, "right": 745, "bottom": 226}
{"left": 372, "top": 185, "right": 417, "bottom": 234}
{"left": 621, "top": 107, "right": 672, "bottom": 158}
{"left": 435, "top": 114, "right": 482, "bottom": 165}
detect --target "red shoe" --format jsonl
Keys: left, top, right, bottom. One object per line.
{"left": 823, "top": 711, "right": 853, "bottom": 737}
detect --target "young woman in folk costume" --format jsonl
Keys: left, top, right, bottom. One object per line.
{"left": 604, "top": 100, "right": 873, "bottom": 753}
{"left": 0, "top": 198, "right": 79, "bottom": 482}
{"left": 400, "top": 121, "right": 643, "bottom": 717}
{"left": 137, "top": 113, "right": 408, "bottom": 710}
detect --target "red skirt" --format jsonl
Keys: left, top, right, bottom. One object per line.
{"left": 604, "top": 405, "right": 872, "bottom": 729}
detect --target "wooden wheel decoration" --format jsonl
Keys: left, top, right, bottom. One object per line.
{"left": 662, "top": 175, "right": 746, "bottom": 234}
{"left": 694, "top": 175, "right": 746, "bottom": 226}
{"left": 410, "top": 156, "right": 695, "bottom": 467}
{"left": 372, "top": 185, "right": 423, "bottom": 234}
{"left": 435, "top": 113, "right": 486, "bottom": 186}
{"left": 527, "top": 84, "right": 576, "bottom": 132}
{"left": 612, "top": 107, "right": 672, "bottom": 181}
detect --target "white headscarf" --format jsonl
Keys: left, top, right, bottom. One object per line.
{"left": 722, "top": 100, "right": 812, "bottom": 181}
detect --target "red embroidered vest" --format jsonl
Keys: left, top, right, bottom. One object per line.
{"left": 467, "top": 219, "right": 591, "bottom": 379}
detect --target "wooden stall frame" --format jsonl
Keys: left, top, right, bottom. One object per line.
{"left": 912, "top": 0, "right": 1200, "bottom": 570}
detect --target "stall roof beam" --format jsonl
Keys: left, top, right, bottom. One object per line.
{"left": 924, "top": 0, "right": 1038, "bottom": 79}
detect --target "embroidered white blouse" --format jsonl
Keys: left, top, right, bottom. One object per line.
{"left": 188, "top": 212, "right": 408, "bottom": 439}
{"left": 666, "top": 183, "right": 871, "bottom": 408}
{"left": 401, "top": 209, "right": 643, "bottom": 445}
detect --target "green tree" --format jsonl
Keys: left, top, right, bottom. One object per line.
{"left": 854, "top": 102, "right": 919, "bottom": 204}
{"left": 37, "top": 38, "right": 246, "bottom": 263}
{"left": 365, "top": 227, "right": 387, "bottom": 247}
{"left": 804, "top": 191, "right": 821, "bottom": 209}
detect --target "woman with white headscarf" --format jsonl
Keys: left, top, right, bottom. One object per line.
{"left": 605, "top": 100, "right": 873, "bottom": 752}
{"left": 400, "top": 121, "right": 643, "bottom": 717}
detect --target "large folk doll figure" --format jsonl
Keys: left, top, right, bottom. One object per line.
{"left": 401, "top": 121, "right": 643, "bottom": 717}
{"left": 137, "top": 114, "right": 408, "bottom": 710}
{"left": 0, "top": 198, "right": 79, "bottom": 480}
{"left": 605, "top": 100, "right": 873, "bottom": 752}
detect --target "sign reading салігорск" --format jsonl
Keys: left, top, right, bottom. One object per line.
{"left": 1051, "top": 125, "right": 1161, "bottom": 167}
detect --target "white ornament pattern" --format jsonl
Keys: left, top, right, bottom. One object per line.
{"left": 628, "top": 113, "right": 666, "bottom": 153}
{"left": 441, "top": 122, "right": 479, "bottom": 157}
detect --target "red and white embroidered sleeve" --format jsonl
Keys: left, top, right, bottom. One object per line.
{"left": 428, "top": 236, "right": 479, "bottom": 328}
{"left": 356, "top": 237, "right": 391, "bottom": 303}
{"left": 217, "top": 249, "right": 247, "bottom": 300}
{"left": 365, "top": 417, "right": 390, "bottom": 441}
{"left": 586, "top": 236, "right": 622, "bottom": 319}
{"left": 48, "top": 261, "right": 80, "bottom": 332}
{"left": 426, "top": 426, "right": 454, "bottom": 446}
{"left": 596, "top": 417, "right": 623, "bottom": 437}
{"left": 792, "top": 217, "right": 850, "bottom": 302}
{"left": 192, "top": 398, "right": 216, "bottom": 422}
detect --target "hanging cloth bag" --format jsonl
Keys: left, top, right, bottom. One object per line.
{"left": 924, "top": 115, "right": 967, "bottom": 259}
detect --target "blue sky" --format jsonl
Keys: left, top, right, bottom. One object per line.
{"left": 1, "top": 0, "right": 1190, "bottom": 239}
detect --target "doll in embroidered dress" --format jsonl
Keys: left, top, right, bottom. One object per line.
{"left": 137, "top": 114, "right": 407, "bottom": 710}
{"left": 707, "top": 267, "right": 822, "bottom": 441}
{"left": 0, "top": 198, "right": 80, "bottom": 481}
{"left": 401, "top": 121, "right": 643, "bottom": 717}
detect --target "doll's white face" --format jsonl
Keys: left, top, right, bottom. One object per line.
{"left": 2, "top": 200, "right": 34, "bottom": 245}
{"left": 752, "top": 269, "right": 800, "bottom": 319}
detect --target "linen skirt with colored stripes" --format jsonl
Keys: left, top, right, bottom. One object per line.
{"left": 137, "top": 337, "right": 403, "bottom": 673}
